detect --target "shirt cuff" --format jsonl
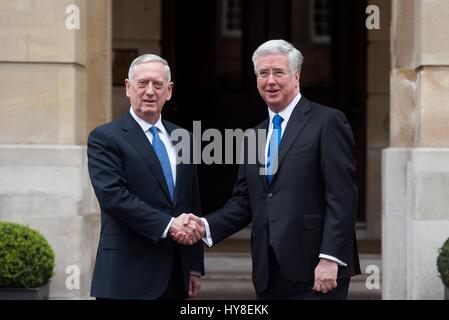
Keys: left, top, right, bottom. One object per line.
{"left": 201, "top": 218, "right": 213, "bottom": 247}
{"left": 319, "top": 253, "right": 347, "bottom": 267}
{"left": 161, "top": 218, "right": 174, "bottom": 238}
{"left": 190, "top": 271, "right": 201, "bottom": 277}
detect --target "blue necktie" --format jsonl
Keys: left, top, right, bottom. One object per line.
{"left": 266, "top": 114, "right": 284, "bottom": 185}
{"left": 149, "top": 126, "right": 175, "bottom": 201}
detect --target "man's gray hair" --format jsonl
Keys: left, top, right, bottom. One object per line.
{"left": 128, "top": 54, "right": 171, "bottom": 82}
{"left": 252, "top": 39, "right": 304, "bottom": 73}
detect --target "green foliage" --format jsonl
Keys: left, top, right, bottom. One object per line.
{"left": 0, "top": 222, "right": 55, "bottom": 288}
{"left": 437, "top": 237, "right": 449, "bottom": 287}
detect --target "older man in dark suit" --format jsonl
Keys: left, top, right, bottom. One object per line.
{"left": 87, "top": 54, "right": 204, "bottom": 300}
{"left": 173, "top": 40, "right": 360, "bottom": 300}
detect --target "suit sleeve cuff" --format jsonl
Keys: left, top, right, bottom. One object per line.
{"left": 319, "top": 253, "right": 347, "bottom": 267}
{"left": 161, "top": 218, "right": 174, "bottom": 238}
{"left": 201, "top": 218, "right": 213, "bottom": 247}
{"left": 190, "top": 271, "right": 202, "bottom": 277}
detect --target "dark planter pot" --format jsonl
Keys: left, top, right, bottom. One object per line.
{"left": 445, "top": 285, "right": 449, "bottom": 300}
{"left": 0, "top": 282, "right": 49, "bottom": 300}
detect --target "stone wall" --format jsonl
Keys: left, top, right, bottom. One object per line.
{"left": 0, "top": 0, "right": 111, "bottom": 298}
{"left": 383, "top": 0, "right": 449, "bottom": 299}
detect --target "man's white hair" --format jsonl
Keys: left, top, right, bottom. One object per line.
{"left": 252, "top": 39, "right": 304, "bottom": 73}
{"left": 128, "top": 54, "right": 171, "bottom": 82}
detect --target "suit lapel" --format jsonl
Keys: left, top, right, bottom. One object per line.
{"left": 276, "top": 97, "right": 311, "bottom": 173}
{"left": 120, "top": 113, "right": 173, "bottom": 204}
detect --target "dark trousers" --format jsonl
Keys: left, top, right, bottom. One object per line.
{"left": 257, "top": 246, "right": 350, "bottom": 300}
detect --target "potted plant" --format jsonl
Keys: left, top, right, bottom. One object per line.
{"left": 0, "top": 221, "right": 55, "bottom": 300}
{"left": 437, "top": 237, "right": 449, "bottom": 300}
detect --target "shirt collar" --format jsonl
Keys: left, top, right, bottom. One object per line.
{"left": 267, "top": 92, "right": 302, "bottom": 125}
{"left": 129, "top": 107, "right": 168, "bottom": 137}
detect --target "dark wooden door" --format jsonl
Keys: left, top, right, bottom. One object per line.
{"left": 162, "top": 0, "right": 366, "bottom": 221}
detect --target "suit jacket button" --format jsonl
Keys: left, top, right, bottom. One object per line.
{"left": 267, "top": 193, "right": 273, "bottom": 198}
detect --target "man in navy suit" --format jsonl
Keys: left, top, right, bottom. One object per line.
{"left": 174, "top": 40, "right": 360, "bottom": 300}
{"left": 87, "top": 54, "right": 204, "bottom": 300}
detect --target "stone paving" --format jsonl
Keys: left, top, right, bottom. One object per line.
{"left": 194, "top": 252, "right": 381, "bottom": 300}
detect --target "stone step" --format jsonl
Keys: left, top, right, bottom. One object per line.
{"left": 349, "top": 253, "right": 382, "bottom": 299}
{"left": 194, "top": 252, "right": 382, "bottom": 300}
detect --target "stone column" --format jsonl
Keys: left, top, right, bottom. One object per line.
{"left": 0, "top": 0, "right": 111, "bottom": 299}
{"left": 383, "top": 0, "right": 449, "bottom": 299}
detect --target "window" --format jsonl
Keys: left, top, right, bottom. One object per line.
{"left": 310, "top": 0, "right": 331, "bottom": 44}
{"left": 221, "top": 0, "right": 242, "bottom": 38}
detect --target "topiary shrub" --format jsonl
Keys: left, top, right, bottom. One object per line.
{"left": 437, "top": 237, "right": 449, "bottom": 287}
{"left": 0, "top": 222, "right": 55, "bottom": 288}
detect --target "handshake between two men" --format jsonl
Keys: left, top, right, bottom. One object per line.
{"left": 169, "top": 213, "right": 205, "bottom": 245}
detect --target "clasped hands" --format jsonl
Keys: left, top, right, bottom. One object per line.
{"left": 169, "top": 213, "right": 205, "bottom": 245}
